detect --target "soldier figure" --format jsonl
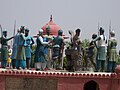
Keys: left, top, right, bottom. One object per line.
{"left": 11, "top": 29, "right": 20, "bottom": 69}
{"left": 16, "top": 26, "right": 26, "bottom": 69}
{"left": 52, "top": 30, "right": 64, "bottom": 69}
{"left": 93, "top": 27, "right": 107, "bottom": 72}
{"left": 88, "top": 34, "right": 97, "bottom": 71}
{"left": 34, "top": 29, "right": 49, "bottom": 71}
{"left": 43, "top": 26, "right": 53, "bottom": 70}
{"left": 0, "top": 30, "right": 14, "bottom": 68}
{"left": 107, "top": 30, "right": 117, "bottom": 72}
{"left": 24, "top": 28, "right": 34, "bottom": 69}
{"left": 72, "top": 28, "right": 82, "bottom": 71}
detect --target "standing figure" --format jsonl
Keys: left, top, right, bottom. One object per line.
{"left": 107, "top": 31, "right": 117, "bottom": 72}
{"left": 11, "top": 29, "right": 20, "bottom": 69}
{"left": 16, "top": 26, "right": 26, "bottom": 69}
{"left": 88, "top": 34, "right": 97, "bottom": 71}
{"left": 93, "top": 27, "right": 107, "bottom": 72}
{"left": 44, "top": 26, "right": 53, "bottom": 70}
{"left": 24, "top": 28, "right": 34, "bottom": 69}
{"left": 34, "top": 29, "right": 49, "bottom": 71}
{"left": 72, "top": 28, "right": 82, "bottom": 71}
{"left": 52, "top": 30, "right": 64, "bottom": 69}
{"left": 0, "top": 30, "right": 14, "bottom": 68}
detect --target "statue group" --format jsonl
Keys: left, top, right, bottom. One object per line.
{"left": 0, "top": 25, "right": 65, "bottom": 71}
{"left": 0, "top": 25, "right": 119, "bottom": 73}
{"left": 66, "top": 27, "right": 118, "bottom": 72}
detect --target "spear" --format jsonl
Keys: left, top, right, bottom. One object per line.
{"left": 109, "top": 20, "right": 111, "bottom": 39}
{"left": 106, "top": 20, "right": 111, "bottom": 71}
{"left": 97, "top": 22, "right": 100, "bottom": 46}
{"left": 0, "top": 24, "right": 3, "bottom": 37}
{"left": 13, "top": 20, "right": 16, "bottom": 36}
{"left": 98, "top": 22, "right": 100, "bottom": 36}
{"left": 11, "top": 20, "right": 16, "bottom": 47}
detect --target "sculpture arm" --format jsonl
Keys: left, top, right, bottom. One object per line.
{"left": 30, "top": 37, "right": 35, "bottom": 46}
{"left": 39, "top": 36, "right": 48, "bottom": 45}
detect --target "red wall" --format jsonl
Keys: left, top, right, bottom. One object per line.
{"left": 0, "top": 70, "right": 120, "bottom": 90}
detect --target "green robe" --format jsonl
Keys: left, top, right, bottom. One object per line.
{"left": 0, "top": 36, "right": 13, "bottom": 60}
{"left": 108, "top": 38, "right": 117, "bottom": 62}
{"left": 0, "top": 36, "right": 13, "bottom": 67}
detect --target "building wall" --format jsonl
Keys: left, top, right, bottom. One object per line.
{"left": 0, "top": 71, "right": 120, "bottom": 90}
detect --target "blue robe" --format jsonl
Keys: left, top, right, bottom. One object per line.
{"left": 34, "top": 37, "right": 46, "bottom": 63}
{"left": 24, "top": 35, "right": 34, "bottom": 58}
{"left": 16, "top": 33, "right": 26, "bottom": 69}
{"left": 11, "top": 34, "right": 19, "bottom": 59}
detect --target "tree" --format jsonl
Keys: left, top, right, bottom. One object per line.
{"left": 82, "top": 39, "right": 90, "bottom": 48}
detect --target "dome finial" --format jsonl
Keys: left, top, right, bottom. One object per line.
{"left": 50, "top": 15, "right": 52, "bottom": 21}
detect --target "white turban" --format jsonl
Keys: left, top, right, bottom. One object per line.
{"left": 39, "top": 29, "right": 43, "bottom": 33}
{"left": 110, "top": 30, "right": 115, "bottom": 35}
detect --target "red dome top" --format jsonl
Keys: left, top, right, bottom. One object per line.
{"left": 41, "top": 15, "right": 61, "bottom": 36}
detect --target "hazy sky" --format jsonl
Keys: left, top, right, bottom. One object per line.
{"left": 0, "top": 0, "right": 120, "bottom": 49}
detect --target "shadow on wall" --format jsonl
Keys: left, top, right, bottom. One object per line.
{"left": 84, "top": 80, "right": 100, "bottom": 90}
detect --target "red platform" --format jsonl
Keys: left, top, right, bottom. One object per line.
{"left": 0, "top": 68, "right": 120, "bottom": 90}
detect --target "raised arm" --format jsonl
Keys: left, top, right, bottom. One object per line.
{"left": 93, "top": 36, "right": 101, "bottom": 42}
{"left": 39, "top": 36, "right": 48, "bottom": 45}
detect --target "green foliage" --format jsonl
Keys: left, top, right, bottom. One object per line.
{"left": 81, "top": 39, "right": 90, "bottom": 48}
{"left": 64, "top": 41, "right": 72, "bottom": 49}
